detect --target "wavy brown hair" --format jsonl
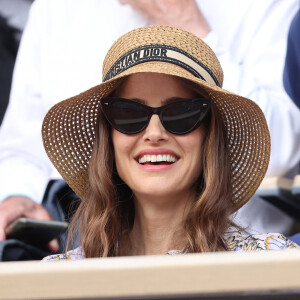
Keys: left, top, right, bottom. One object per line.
{"left": 66, "top": 86, "right": 237, "bottom": 257}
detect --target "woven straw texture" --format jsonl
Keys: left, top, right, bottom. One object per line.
{"left": 42, "top": 25, "right": 270, "bottom": 211}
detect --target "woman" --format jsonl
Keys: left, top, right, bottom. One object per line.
{"left": 42, "top": 25, "right": 298, "bottom": 260}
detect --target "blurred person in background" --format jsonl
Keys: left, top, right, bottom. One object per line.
{"left": 0, "top": 0, "right": 299, "bottom": 253}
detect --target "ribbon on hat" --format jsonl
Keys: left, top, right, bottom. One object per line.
{"left": 103, "top": 45, "right": 220, "bottom": 87}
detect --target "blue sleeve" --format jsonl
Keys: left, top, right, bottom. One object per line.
{"left": 283, "top": 10, "right": 300, "bottom": 109}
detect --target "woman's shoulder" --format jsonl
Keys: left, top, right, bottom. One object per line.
{"left": 224, "top": 231, "right": 299, "bottom": 252}
{"left": 42, "top": 247, "right": 84, "bottom": 261}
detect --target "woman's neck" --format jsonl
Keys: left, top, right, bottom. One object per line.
{"left": 123, "top": 193, "right": 193, "bottom": 256}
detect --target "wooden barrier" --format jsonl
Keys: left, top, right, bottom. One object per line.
{"left": 0, "top": 249, "right": 300, "bottom": 299}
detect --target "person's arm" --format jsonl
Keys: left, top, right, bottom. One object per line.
{"left": 118, "top": 0, "right": 211, "bottom": 38}
{"left": 0, "top": 0, "right": 57, "bottom": 249}
{"left": 0, "top": 0, "right": 52, "bottom": 204}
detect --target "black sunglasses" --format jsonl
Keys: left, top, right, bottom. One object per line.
{"left": 100, "top": 97, "right": 211, "bottom": 135}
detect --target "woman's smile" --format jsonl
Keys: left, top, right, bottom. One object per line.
{"left": 135, "top": 148, "right": 179, "bottom": 171}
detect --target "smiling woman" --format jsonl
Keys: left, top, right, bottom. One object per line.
{"left": 41, "top": 25, "right": 298, "bottom": 260}
{"left": 111, "top": 74, "right": 205, "bottom": 199}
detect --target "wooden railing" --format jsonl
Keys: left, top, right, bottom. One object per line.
{"left": 0, "top": 249, "right": 300, "bottom": 299}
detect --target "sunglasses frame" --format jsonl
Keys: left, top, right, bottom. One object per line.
{"left": 100, "top": 97, "right": 211, "bottom": 135}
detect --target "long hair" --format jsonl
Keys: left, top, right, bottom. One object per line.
{"left": 184, "top": 99, "right": 235, "bottom": 252}
{"left": 66, "top": 90, "right": 236, "bottom": 257}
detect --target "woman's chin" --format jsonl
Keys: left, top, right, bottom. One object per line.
{"left": 133, "top": 184, "right": 184, "bottom": 199}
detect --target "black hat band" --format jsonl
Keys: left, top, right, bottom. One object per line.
{"left": 103, "top": 45, "right": 220, "bottom": 87}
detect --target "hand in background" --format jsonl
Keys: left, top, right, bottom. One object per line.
{"left": 119, "top": 0, "right": 211, "bottom": 38}
{"left": 0, "top": 196, "right": 59, "bottom": 252}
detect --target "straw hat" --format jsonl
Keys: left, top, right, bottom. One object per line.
{"left": 42, "top": 25, "right": 270, "bottom": 211}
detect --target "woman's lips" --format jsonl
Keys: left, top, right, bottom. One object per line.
{"left": 138, "top": 162, "right": 177, "bottom": 171}
{"left": 135, "top": 149, "right": 179, "bottom": 171}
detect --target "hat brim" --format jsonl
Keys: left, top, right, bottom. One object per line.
{"left": 42, "top": 61, "right": 270, "bottom": 211}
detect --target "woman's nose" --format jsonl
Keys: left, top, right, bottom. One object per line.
{"left": 142, "top": 115, "right": 169, "bottom": 143}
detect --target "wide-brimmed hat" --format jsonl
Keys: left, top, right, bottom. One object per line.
{"left": 42, "top": 25, "right": 270, "bottom": 211}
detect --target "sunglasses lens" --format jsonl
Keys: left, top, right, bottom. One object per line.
{"left": 162, "top": 101, "right": 206, "bottom": 134}
{"left": 103, "top": 100, "right": 148, "bottom": 134}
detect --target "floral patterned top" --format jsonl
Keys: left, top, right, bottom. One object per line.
{"left": 42, "top": 231, "right": 299, "bottom": 261}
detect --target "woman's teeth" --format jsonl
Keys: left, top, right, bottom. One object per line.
{"left": 138, "top": 154, "right": 177, "bottom": 164}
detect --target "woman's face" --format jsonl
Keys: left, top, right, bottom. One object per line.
{"left": 112, "top": 73, "right": 206, "bottom": 201}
